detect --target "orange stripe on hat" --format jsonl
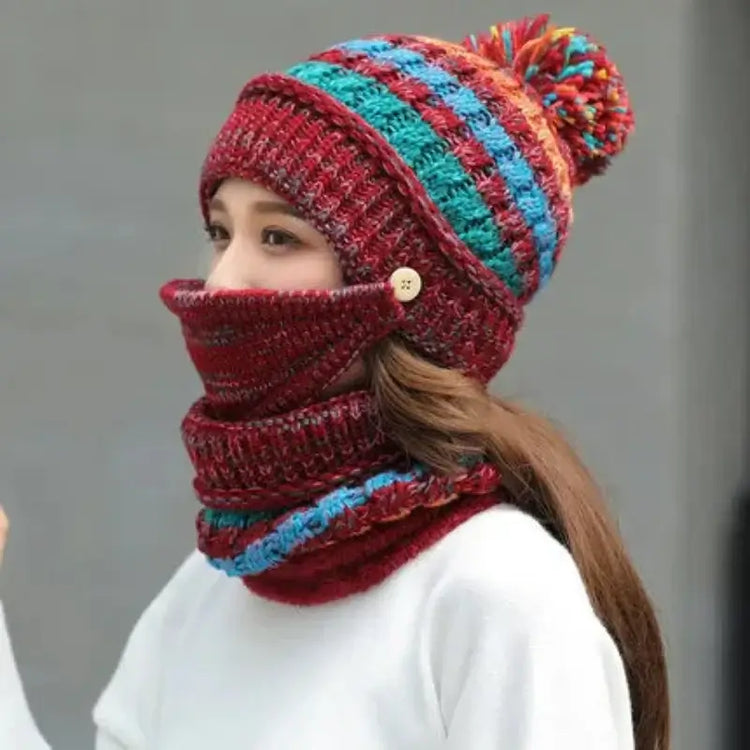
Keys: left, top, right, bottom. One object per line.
{"left": 415, "top": 36, "right": 573, "bottom": 205}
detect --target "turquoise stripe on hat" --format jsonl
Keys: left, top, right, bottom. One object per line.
{"left": 337, "top": 38, "right": 559, "bottom": 287}
{"left": 286, "top": 60, "right": 510, "bottom": 287}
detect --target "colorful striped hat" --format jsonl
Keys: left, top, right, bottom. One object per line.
{"left": 200, "top": 14, "right": 633, "bottom": 382}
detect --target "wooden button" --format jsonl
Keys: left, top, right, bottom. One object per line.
{"left": 389, "top": 267, "right": 422, "bottom": 302}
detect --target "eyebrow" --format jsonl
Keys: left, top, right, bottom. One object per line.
{"left": 208, "top": 196, "right": 226, "bottom": 214}
{"left": 253, "top": 200, "right": 303, "bottom": 218}
{"left": 207, "top": 196, "right": 302, "bottom": 219}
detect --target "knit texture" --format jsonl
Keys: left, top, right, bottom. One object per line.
{"left": 160, "top": 278, "right": 405, "bottom": 419}
{"left": 164, "top": 15, "right": 634, "bottom": 604}
{"left": 161, "top": 278, "right": 504, "bottom": 603}
{"left": 200, "top": 14, "right": 633, "bottom": 381}
{"left": 198, "top": 457, "right": 502, "bottom": 604}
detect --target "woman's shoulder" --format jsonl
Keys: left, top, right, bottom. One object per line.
{"left": 93, "top": 551, "right": 227, "bottom": 734}
{"left": 421, "top": 504, "right": 598, "bottom": 627}
{"left": 112, "top": 550, "right": 226, "bottom": 657}
{"left": 161, "top": 549, "right": 222, "bottom": 594}
{"left": 143, "top": 549, "right": 225, "bottom": 626}
{"left": 411, "top": 509, "right": 633, "bottom": 748}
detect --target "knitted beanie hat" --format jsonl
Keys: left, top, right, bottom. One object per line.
{"left": 200, "top": 14, "right": 633, "bottom": 383}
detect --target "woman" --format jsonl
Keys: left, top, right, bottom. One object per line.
{"left": 0, "top": 15, "right": 670, "bottom": 749}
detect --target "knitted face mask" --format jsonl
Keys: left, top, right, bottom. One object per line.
{"left": 159, "top": 278, "right": 406, "bottom": 419}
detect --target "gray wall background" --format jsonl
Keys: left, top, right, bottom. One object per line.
{"left": 1, "top": 1, "right": 748, "bottom": 748}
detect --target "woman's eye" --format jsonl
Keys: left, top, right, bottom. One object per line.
{"left": 205, "top": 223, "right": 230, "bottom": 246}
{"left": 262, "top": 228, "right": 299, "bottom": 247}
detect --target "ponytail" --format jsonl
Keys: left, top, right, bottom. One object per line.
{"left": 368, "top": 337, "right": 670, "bottom": 750}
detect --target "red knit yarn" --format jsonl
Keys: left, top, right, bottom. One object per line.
{"left": 160, "top": 278, "right": 406, "bottom": 421}
{"left": 184, "top": 384, "right": 504, "bottom": 605}
{"left": 197, "top": 461, "right": 502, "bottom": 557}
{"left": 200, "top": 74, "right": 523, "bottom": 384}
{"left": 162, "top": 276, "right": 506, "bottom": 605}
{"left": 183, "top": 391, "right": 404, "bottom": 512}
{"left": 245, "top": 494, "right": 499, "bottom": 605}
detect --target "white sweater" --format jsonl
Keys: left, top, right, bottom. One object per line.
{"left": 0, "top": 505, "right": 634, "bottom": 749}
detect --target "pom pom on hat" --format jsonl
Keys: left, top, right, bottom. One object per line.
{"left": 463, "top": 14, "right": 634, "bottom": 185}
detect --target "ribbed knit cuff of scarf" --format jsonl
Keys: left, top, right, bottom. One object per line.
{"left": 161, "top": 15, "right": 634, "bottom": 605}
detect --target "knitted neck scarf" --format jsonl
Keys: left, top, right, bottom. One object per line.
{"left": 161, "top": 279, "right": 503, "bottom": 604}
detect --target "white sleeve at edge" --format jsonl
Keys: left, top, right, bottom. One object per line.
{"left": 1, "top": 552, "right": 201, "bottom": 750}
{"left": 0, "top": 601, "right": 51, "bottom": 750}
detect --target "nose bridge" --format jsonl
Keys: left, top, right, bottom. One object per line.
{"left": 207, "top": 234, "right": 261, "bottom": 290}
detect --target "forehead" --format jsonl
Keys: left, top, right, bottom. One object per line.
{"left": 212, "top": 179, "right": 287, "bottom": 207}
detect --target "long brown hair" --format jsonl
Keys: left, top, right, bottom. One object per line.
{"left": 368, "top": 337, "right": 670, "bottom": 750}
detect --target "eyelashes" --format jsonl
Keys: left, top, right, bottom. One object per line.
{"left": 204, "top": 223, "right": 228, "bottom": 244}
{"left": 204, "top": 223, "right": 301, "bottom": 251}
{"left": 261, "top": 228, "right": 300, "bottom": 247}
